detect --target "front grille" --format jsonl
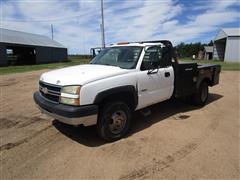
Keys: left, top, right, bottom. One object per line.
{"left": 39, "top": 81, "right": 61, "bottom": 103}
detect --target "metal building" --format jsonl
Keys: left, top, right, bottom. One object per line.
{"left": 203, "top": 46, "right": 214, "bottom": 60}
{"left": 213, "top": 28, "right": 240, "bottom": 62}
{"left": 0, "top": 28, "right": 67, "bottom": 66}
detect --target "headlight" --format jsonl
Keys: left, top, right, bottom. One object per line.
{"left": 60, "top": 86, "right": 81, "bottom": 106}
{"left": 61, "top": 86, "right": 81, "bottom": 95}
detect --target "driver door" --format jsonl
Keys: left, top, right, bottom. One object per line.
{"left": 136, "top": 46, "right": 172, "bottom": 109}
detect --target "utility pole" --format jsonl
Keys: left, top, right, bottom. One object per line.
{"left": 51, "top": 24, "right": 53, "bottom": 40}
{"left": 100, "top": 0, "right": 105, "bottom": 48}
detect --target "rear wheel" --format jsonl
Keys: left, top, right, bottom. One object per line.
{"left": 97, "top": 101, "right": 131, "bottom": 141}
{"left": 192, "top": 81, "right": 209, "bottom": 106}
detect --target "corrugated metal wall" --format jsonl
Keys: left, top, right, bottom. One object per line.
{"left": 0, "top": 44, "right": 7, "bottom": 66}
{"left": 224, "top": 37, "right": 240, "bottom": 62}
{"left": 0, "top": 43, "right": 67, "bottom": 66}
{"left": 213, "top": 40, "right": 226, "bottom": 60}
{"left": 35, "top": 46, "right": 67, "bottom": 64}
{"left": 52, "top": 48, "right": 68, "bottom": 62}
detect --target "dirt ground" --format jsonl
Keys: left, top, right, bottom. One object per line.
{"left": 0, "top": 70, "right": 239, "bottom": 179}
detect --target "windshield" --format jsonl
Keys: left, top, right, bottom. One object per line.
{"left": 90, "top": 46, "right": 142, "bottom": 69}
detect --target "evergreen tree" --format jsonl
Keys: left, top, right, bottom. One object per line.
{"left": 175, "top": 42, "right": 206, "bottom": 58}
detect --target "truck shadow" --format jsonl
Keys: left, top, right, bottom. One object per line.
{"left": 52, "top": 93, "right": 223, "bottom": 147}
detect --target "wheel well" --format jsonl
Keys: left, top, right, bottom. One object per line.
{"left": 98, "top": 92, "right": 136, "bottom": 111}
{"left": 202, "top": 78, "right": 212, "bottom": 86}
{"left": 197, "top": 78, "right": 211, "bottom": 90}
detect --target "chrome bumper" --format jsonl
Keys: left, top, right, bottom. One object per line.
{"left": 34, "top": 91, "right": 98, "bottom": 127}
{"left": 37, "top": 104, "right": 97, "bottom": 126}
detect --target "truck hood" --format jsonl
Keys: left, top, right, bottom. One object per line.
{"left": 40, "top": 64, "right": 130, "bottom": 86}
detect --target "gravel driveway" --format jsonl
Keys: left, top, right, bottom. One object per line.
{"left": 0, "top": 70, "right": 239, "bottom": 179}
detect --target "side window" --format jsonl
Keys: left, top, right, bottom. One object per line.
{"left": 140, "top": 46, "right": 162, "bottom": 71}
{"left": 161, "top": 46, "right": 172, "bottom": 66}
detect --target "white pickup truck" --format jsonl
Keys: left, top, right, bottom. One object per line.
{"left": 34, "top": 40, "right": 221, "bottom": 141}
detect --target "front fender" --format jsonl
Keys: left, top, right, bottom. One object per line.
{"left": 93, "top": 85, "right": 138, "bottom": 108}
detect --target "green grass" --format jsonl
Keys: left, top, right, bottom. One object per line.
{"left": 179, "top": 59, "right": 240, "bottom": 71}
{"left": 0, "top": 56, "right": 239, "bottom": 75}
{"left": 0, "top": 56, "right": 91, "bottom": 75}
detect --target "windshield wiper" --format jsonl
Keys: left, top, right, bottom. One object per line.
{"left": 103, "top": 63, "right": 118, "bottom": 67}
{"left": 93, "top": 63, "right": 124, "bottom": 69}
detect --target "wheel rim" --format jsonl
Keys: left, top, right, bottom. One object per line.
{"left": 201, "top": 85, "right": 208, "bottom": 102}
{"left": 108, "top": 110, "right": 127, "bottom": 134}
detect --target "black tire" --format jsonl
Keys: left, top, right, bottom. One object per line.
{"left": 97, "top": 101, "right": 131, "bottom": 142}
{"left": 192, "top": 81, "right": 209, "bottom": 106}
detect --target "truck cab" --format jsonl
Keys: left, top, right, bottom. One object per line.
{"left": 34, "top": 40, "right": 221, "bottom": 141}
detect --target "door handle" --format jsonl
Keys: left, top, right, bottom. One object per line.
{"left": 165, "top": 72, "right": 170, "bottom": 77}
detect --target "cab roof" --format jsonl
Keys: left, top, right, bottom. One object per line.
{"left": 109, "top": 40, "right": 172, "bottom": 48}
{"left": 110, "top": 42, "right": 164, "bottom": 47}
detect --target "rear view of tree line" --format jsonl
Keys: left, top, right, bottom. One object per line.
{"left": 175, "top": 41, "right": 213, "bottom": 58}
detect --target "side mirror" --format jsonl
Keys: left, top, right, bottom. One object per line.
{"left": 147, "top": 63, "right": 159, "bottom": 74}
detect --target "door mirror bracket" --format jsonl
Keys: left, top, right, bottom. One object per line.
{"left": 147, "top": 66, "right": 159, "bottom": 75}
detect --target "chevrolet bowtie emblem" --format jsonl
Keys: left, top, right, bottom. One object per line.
{"left": 42, "top": 87, "right": 48, "bottom": 94}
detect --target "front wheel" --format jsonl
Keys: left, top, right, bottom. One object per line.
{"left": 192, "top": 81, "right": 209, "bottom": 106}
{"left": 97, "top": 101, "right": 131, "bottom": 141}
